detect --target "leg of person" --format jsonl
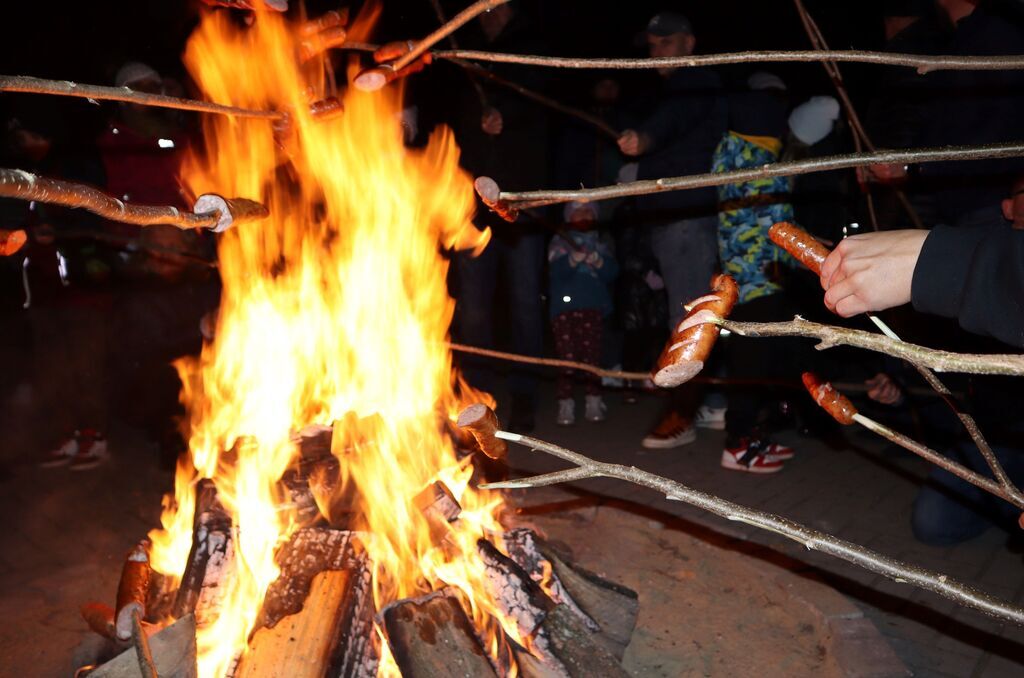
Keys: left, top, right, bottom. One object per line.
{"left": 551, "top": 311, "right": 577, "bottom": 425}
{"left": 577, "top": 309, "right": 607, "bottom": 422}
{"left": 504, "top": 232, "right": 545, "bottom": 433}
{"left": 68, "top": 306, "right": 112, "bottom": 470}
{"left": 34, "top": 305, "right": 80, "bottom": 466}
{"left": 643, "top": 216, "right": 719, "bottom": 447}
{"left": 453, "top": 235, "right": 500, "bottom": 395}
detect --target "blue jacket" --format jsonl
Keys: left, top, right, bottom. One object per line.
{"left": 548, "top": 231, "right": 619, "bottom": 319}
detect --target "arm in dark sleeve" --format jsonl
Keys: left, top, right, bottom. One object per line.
{"left": 911, "top": 225, "right": 1024, "bottom": 347}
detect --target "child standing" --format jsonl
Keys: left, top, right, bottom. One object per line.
{"left": 548, "top": 203, "right": 618, "bottom": 425}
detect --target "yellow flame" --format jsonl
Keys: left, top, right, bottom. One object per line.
{"left": 146, "top": 6, "right": 522, "bottom": 677}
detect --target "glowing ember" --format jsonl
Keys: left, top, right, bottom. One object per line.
{"left": 144, "top": 6, "right": 522, "bottom": 677}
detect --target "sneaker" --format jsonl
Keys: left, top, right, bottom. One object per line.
{"left": 584, "top": 395, "right": 607, "bottom": 423}
{"left": 40, "top": 432, "right": 81, "bottom": 468}
{"left": 69, "top": 432, "right": 109, "bottom": 471}
{"left": 556, "top": 398, "right": 576, "bottom": 426}
{"left": 721, "top": 438, "right": 785, "bottom": 474}
{"left": 642, "top": 411, "right": 697, "bottom": 449}
{"left": 762, "top": 440, "right": 794, "bottom": 461}
{"left": 694, "top": 405, "right": 726, "bottom": 431}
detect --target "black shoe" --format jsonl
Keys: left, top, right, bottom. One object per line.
{"left": 507, "top": 395, "right": 536, "bottom": 434}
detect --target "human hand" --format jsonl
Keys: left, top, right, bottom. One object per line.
{"left": 617, "top": 129, "right": 647, "bottom": 157}
{"left": 585, "top": 251, "right": 602, "bottom": 268}
{"left": 865, "top": 373, "right": 904, "bottom": 406}
{"left": 481, "top": 107, "right": 503, "bottom": 135}
{"left": 820, "top": 230, "right": 928, "bottom": 317}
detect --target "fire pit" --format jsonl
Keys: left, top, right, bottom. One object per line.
{"left": 74, "top": 7, "right": 637, "bottom": 677}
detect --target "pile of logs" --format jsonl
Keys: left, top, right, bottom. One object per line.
{"left": 76, "top": 422, "right": 641, "bottom": 677}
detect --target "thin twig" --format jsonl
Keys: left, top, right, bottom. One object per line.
{"left": 130, "top": 609, "right": 158, "bottom": 678}
{"left": 483, "top": 431, "right": 1024, "bottom": 625}
{"left": 853, "top": 413, "right": 1024, "bottom": 509}
{"left": 497, "top": 142, "right": 1024, "bottom": 209}
{"left": 0, "top": 169, "right": 266, "bottom": 231}
{"left": 0, "top": 75, "right": 282, "bottom": 120}
{"left": 448, "top": 58, "right": 620, "bottom": 140}
{"left": 716, "top": 316, "right": 1024, "bottom": 377}
{"left": 392, "top": 0, "right": 511, "bottom": 72}
{"left": 434, "top": 49, "right": 1024, "bottom": 73}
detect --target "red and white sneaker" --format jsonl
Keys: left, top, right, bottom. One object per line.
{"left": 68, "top": 430, "right": 109, "bottom": 471}
{"left": 721, "top": 438, "right": 786, "bottom": 474}
{"left": 40, "top": 431, "right": 82, "bottom": 468}
{"left": 762, "top": 440, "right": 794, "bottom": 461}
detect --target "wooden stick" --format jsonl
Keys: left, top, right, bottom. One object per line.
{"left": 492, "top": 142, "right": 1024, "bottom": 210}
{"left": 481, "top": 432, "right": 1024, "bottom": 625}
{"left": 432, "top": 48, "right": 1024, "bottom": 73}
{"left": 393, "top": 0, "right": 510, "bottom": 72}
{"left": 0, "top": 74, "right": 281, "bottom": 119}
{"left": 130, "top": 609, "right": 159, "bottom": 678}
{"left": 718, "top": 316, "right": 1024, "bottom": 377}
{"left": 0, "top": 169, "right": 267, "bottom": 231}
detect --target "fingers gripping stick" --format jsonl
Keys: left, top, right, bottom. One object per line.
{"left": 652, "top": 274, "right": 739, "bottom": 388}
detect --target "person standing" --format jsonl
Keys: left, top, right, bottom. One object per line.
{"left": 449, "top": 3, "right": 549, "bottom": 433}
{"left": 617, "top": 11, "right": 727, "bottom": 448}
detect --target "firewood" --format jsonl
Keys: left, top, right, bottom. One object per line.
{"left": 115, "top": 540, "right": 152, "bottom": 641}
{"left": 414, "top": 480, "right": 462, "bottom": 546}
{"left": 238, "top": 571, "right": 358, "bottom": 678}
{"left": 380, "top": 590, "right": 498, "bottom": 678}
{"left": 145, "top": 571, "right": 177, "bottom": 623}
{"left": 534, "top": 605, "right": 630, "bottom": 678}
{"left": 87, "top": 613, "right": 198, "bottom": 678}
{"left": 476, "top": 539, "right": 553, "bottom": 642}
{"left": 173, "top": 480, "right": 234, "bottom": 625}
{"left": 255, "top": 527, "right": 364, "bottom": 631}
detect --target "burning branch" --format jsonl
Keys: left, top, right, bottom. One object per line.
{"left": 0, "top": 75, "right": 282, "bottom": 120}
{"left": 483, "top": 142, "right": 1024, "bottom": 214}
{"left": 0, "top": 169, "right": 268, "bottom": 231}
{"left": 433, "top": 48, "right": 1024, "bottom": 73}
{"left": 460, "top": 406, "right": 1024, "bottom": 626}
{"left": 803, "top": 373, "right": 1024, "bottom": 510}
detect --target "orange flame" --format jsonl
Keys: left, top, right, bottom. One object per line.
{"left": 145, "top": 5, "right": 526, "bottom": 677}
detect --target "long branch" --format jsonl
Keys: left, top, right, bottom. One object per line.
{"left": 483, "top": 432, "right": 1024, "bottom": 625}
{"left": 435, "top": 49, "right": 1024, "bottom": 73}
{"left": 496, "top": 142, "right": 1024, "bottom": 208}
{"left": 0, "top": 168, "right": 266, "bottom": 230}
{"left": 393, "top": 0, "right": 510, "bottom": 71}
{"left": 0, "top": 75, "right": 281, "bottom": 120}
{"left": 717, "top": 316, "right": 1024, "bottom": 376}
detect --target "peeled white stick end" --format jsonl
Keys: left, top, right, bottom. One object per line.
{"left": 193, "top": 193, "right": 233, "bottom": 233}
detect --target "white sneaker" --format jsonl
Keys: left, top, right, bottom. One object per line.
{"left": 556, "top": 398, "right": 575, "bottom": 426}
{"left": 69, "top": 433, "right": 109, "bottom": 471}
{"left": 584, "top": 395, "right": 607, "bottom": 423}
{"left": 40, "top": 432, "right": 80, "bottom": 468}
{"left": 694, "top": 405, "right": 726, "bottom": 431}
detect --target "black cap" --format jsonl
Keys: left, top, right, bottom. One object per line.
{"left": 646, "top": 11, "right": 693, "bottom": 37}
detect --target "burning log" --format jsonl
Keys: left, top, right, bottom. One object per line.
{"left": 476, "top": 539, "right": 554, "bottom": 641}
{"left": 473, "top": 176, "right": 519, "bottom": 222}
{"left": 1, "top": 228, "right": 26, "bottom": 256}
{"left": 172, "top": 480, "right": 234, "bottom": 625}
{"left": 81, "top": 602, "right": 117, "bottom": 640}
{"left": 380, "top": 590, "right": 498, "bottom": 678}
{"left": 239, "top": 571, "right": 368, "bottom": 678}
{"left": 87, "top": 614, "right": 198, "bottom": 678}
{"left": 534, "top": 605, "right": 630, "bottom": 678}
{"left": 456, "top": 403, "right": 507, "bottom": 461}
{"left": 256, "top": 527, "right": 364, "bottom": 630}
{"left": 414, "top": 480, "right": 462, "bottom": 545}
{"left": 115, "top": 540, "right": 152, "bottom": 641}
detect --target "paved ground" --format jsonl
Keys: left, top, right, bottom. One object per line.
{"left": 1, "top": 374, "right": 1022, "bottom": 676}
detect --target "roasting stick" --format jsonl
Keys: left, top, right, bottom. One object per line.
{"left": 456, "top": 405, "right": 1024, "bottom": 625}
{"left": 0, "top": 169, "right": 267, "bottom": 232}
{"left": 768, "top": 222, "right": 1024, "bottom": 505}
{"left": 802, "top": 373, "right": 1024, "bottom": 510}
{"left": 130, "top": 610, "right": 159, "bottom": 678}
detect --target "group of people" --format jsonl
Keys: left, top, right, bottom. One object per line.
{"left": 446, "top": 0, "right": 1024, "bottom": 544}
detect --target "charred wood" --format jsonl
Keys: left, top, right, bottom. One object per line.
{"left": 380, "top": 590, "right": 498, "bottom": 678}
{"left": 534, "top": 605, "right": 630, "bottom": 678}
{"left": 172, "top": 480, "right": 234, "bottom": 624}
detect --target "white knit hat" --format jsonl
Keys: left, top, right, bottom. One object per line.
{"left": 115, "top": 62, "right": 160, "bottom": 89}
{"left": 788, "top": 96, "right": 841, "bottom": 146}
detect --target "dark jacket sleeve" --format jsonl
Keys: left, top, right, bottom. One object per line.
{"left": 911, "top": 225, "right": 1024, "bottom": 347}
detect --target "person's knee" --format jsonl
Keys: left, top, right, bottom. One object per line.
{"left": 911, "top": 488, "right": 989, "bottom": 546}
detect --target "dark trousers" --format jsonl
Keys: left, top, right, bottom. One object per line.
{"left": 453, "top": 232, "right": 545, "bottom": 399}
{"left": 552, "top": 309, "right": 603, "bottom": 398}
{"left": 724, "top": 293, "right": 803, "bottom": 440}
